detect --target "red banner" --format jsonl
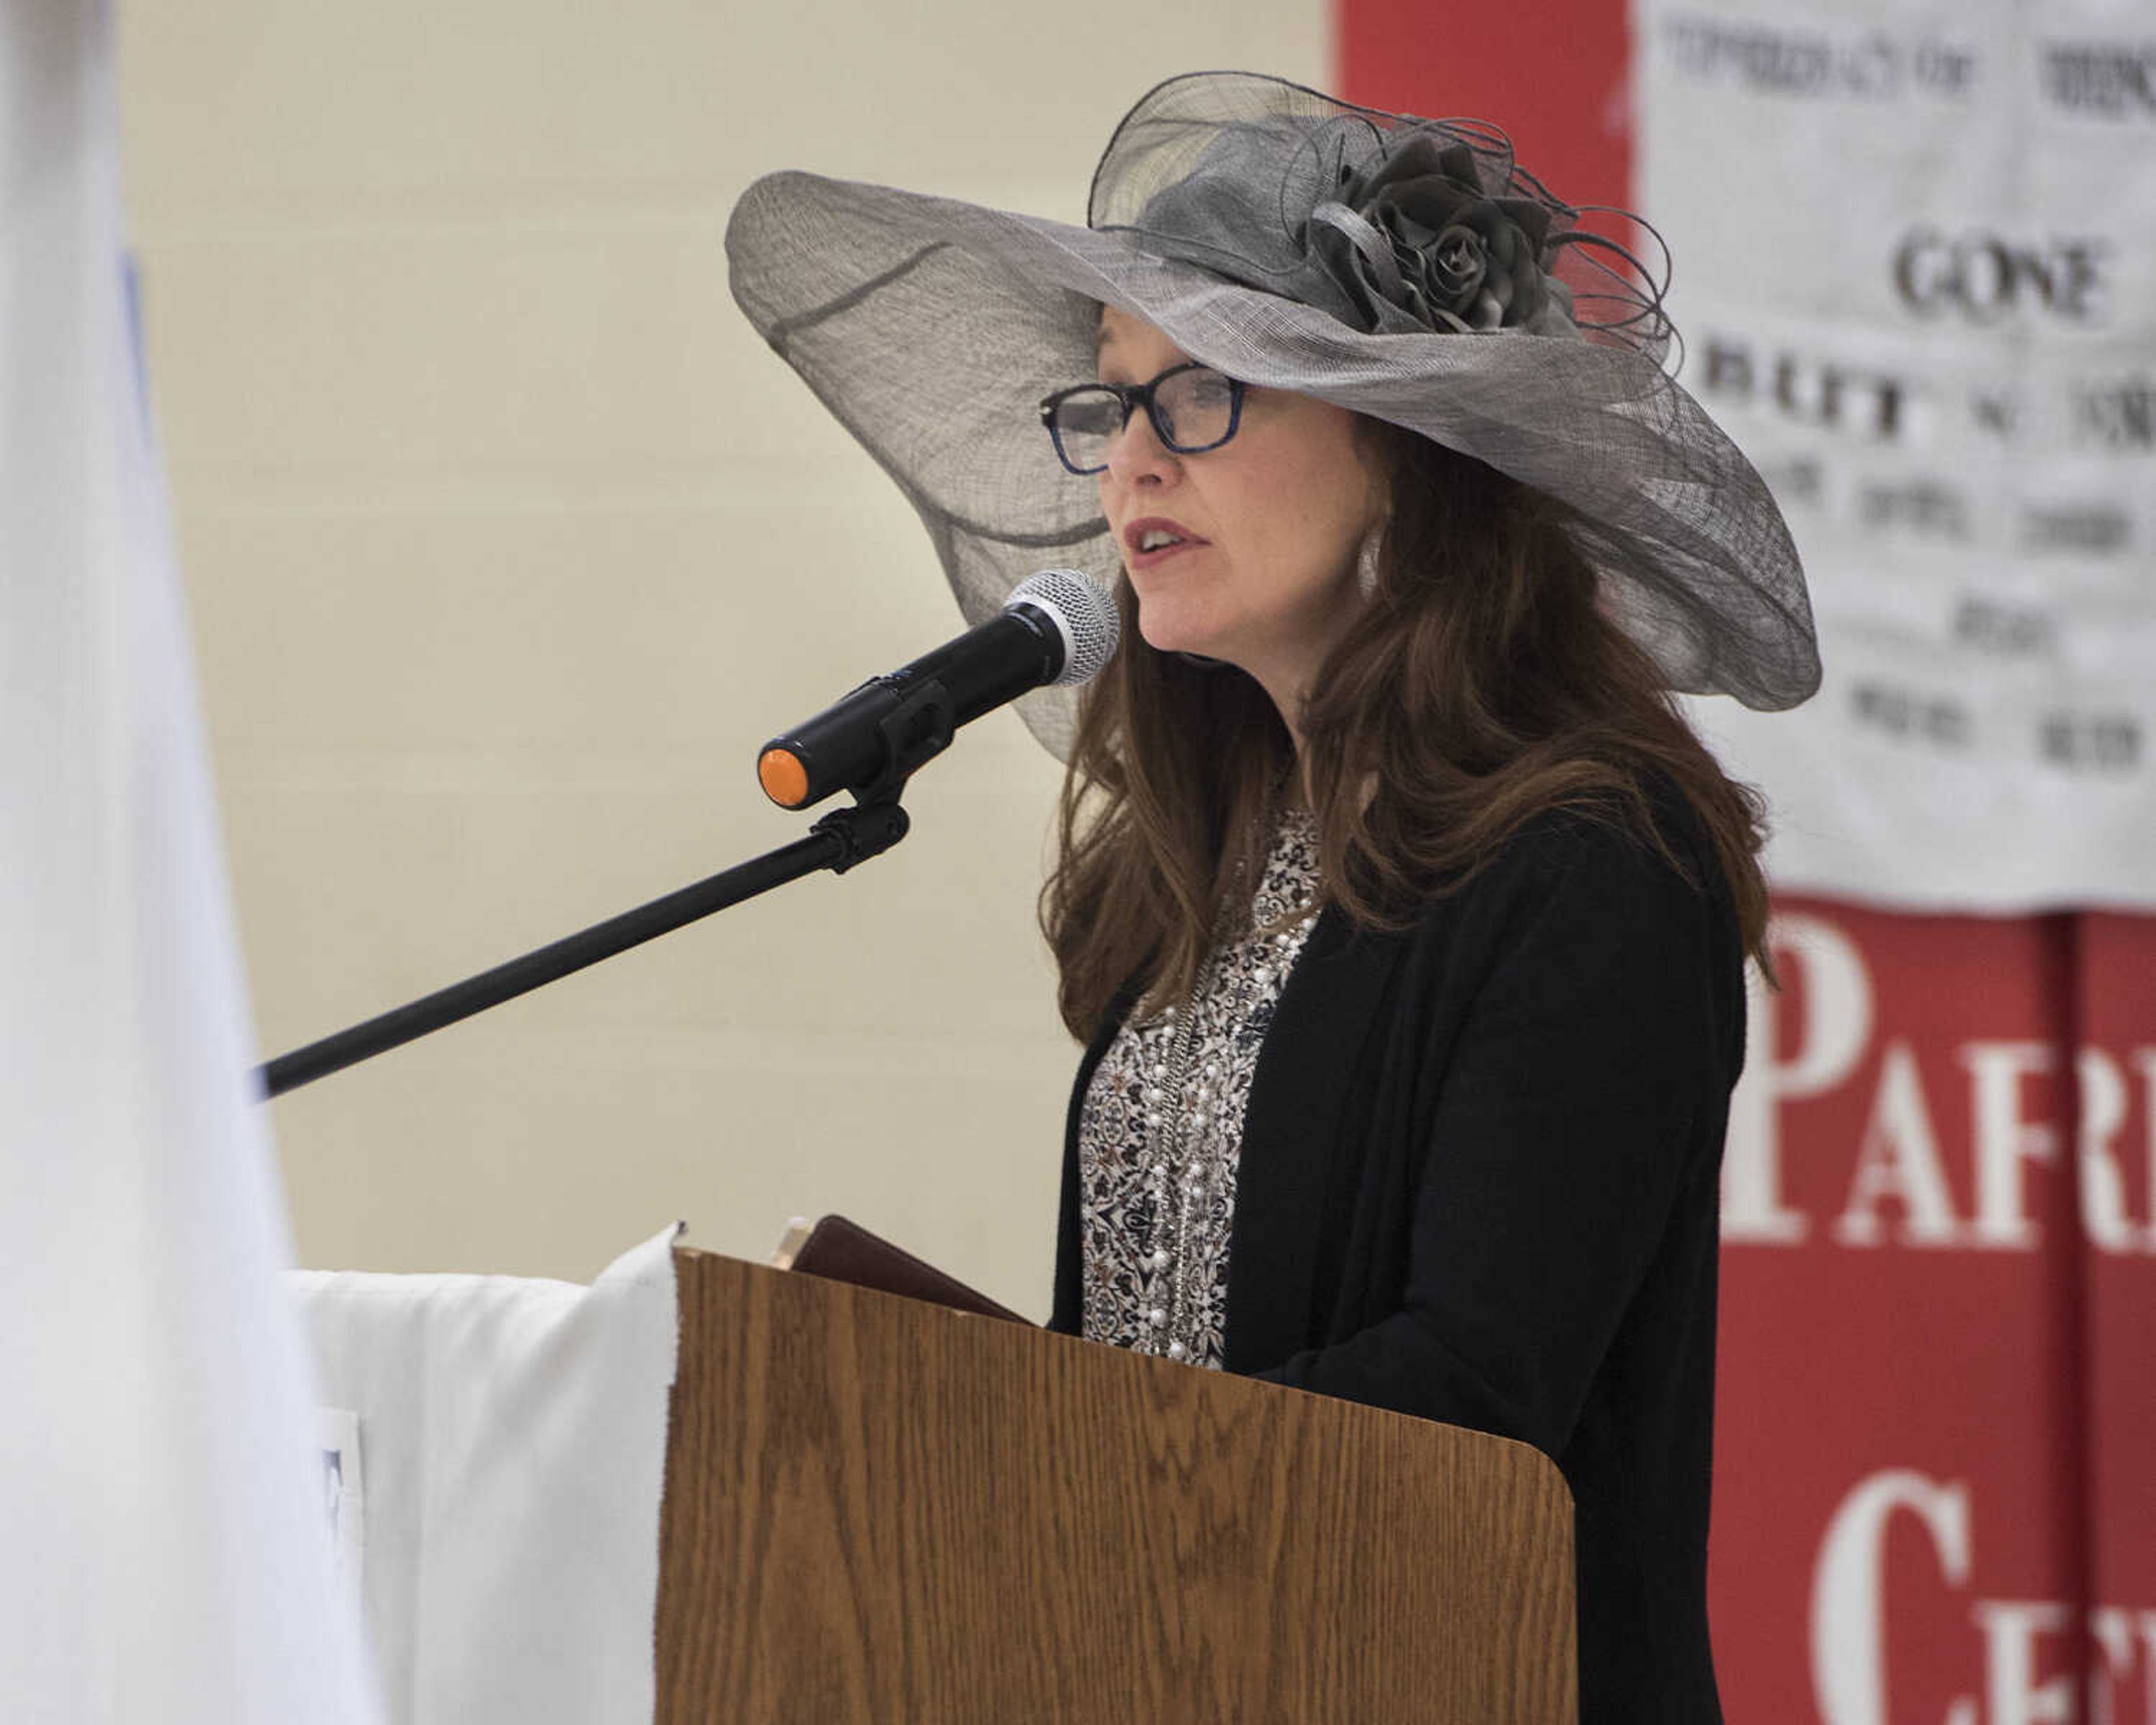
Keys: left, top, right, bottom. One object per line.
{"left": 1721, "top": 903, "right": 2154, "bottom": 1721}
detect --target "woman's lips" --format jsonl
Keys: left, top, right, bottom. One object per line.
{"left": 1127, "top": 539, "right": 1205, "bottom": 573}
{"left": 1123, "top": 518, "right": 1209, "bottom": 573}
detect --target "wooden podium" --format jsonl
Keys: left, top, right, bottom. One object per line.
{"left": 655, "top": 1247, "right": 1577, "bottom": 1723}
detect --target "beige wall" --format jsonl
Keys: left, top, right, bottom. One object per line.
{"left": 118, "top": 7, "right": 1326, "bottom": 1309}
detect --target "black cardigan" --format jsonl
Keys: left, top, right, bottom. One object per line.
{"left": 1050, "top": 793, "right": 1741, "bottom": 1724}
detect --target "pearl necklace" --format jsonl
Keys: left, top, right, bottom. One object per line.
{"left": 1135, "top": 882, "right": 1319, "bottom": 1365}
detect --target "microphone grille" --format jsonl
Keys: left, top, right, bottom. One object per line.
{"left": 1008, "top": 568, "right": 1120, "bottom": 688}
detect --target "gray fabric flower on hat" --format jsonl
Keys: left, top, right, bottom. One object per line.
{"left": 1308, "top": 135, "right": 1575, "bottom": 337}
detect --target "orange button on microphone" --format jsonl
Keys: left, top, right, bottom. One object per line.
{"left": 758, "top": 747, "right": 811, "bottom": 809}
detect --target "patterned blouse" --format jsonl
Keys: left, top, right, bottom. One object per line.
{"left": 1076, "top": 807, "right": 1323, "bottom": 1368}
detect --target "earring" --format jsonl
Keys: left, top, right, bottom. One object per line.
{"left": 1355, "top": 521, "right": 1386, "bottom": 599}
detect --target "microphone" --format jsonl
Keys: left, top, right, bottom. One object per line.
{"left": 756, "top": 568, "right": 1118, "bottom": 809}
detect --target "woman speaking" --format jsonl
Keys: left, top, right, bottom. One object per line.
{"left": 727, "top": 70, "right": 1819, "bottom": 1723}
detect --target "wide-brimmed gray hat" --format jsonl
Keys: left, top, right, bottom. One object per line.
{"left": 725, "top": 70, "right": 1820, "bottom": 755}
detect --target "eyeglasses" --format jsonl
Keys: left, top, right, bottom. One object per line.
{"left": 1039, "top": 362, "right": 1246, "bottom": 476}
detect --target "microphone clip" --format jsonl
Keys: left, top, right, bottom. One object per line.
{"left": 803, "top": 674, "right": 951, "bottom": 873}
{"left": 849, "top": 674, "right": 957, "bottom": 806}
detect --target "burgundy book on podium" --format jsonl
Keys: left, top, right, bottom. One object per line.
{"left": 776, "top": 1213, "right": 1031, "bottom": 1326}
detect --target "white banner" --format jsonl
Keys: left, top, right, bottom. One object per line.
{"left": 1638, "top": 0, "right": 2156, "bottom": 910}
{"left": 0, "top": 6, "right": 379, "bottom": 1719}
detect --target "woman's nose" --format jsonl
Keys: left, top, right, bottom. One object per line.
{"left": 1102, "top": 406, "right": 1179, "bottom": 487}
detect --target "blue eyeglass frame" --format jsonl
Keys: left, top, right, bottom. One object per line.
{"left": 1037, "top": 362, "right": 1246, "bottom": 476}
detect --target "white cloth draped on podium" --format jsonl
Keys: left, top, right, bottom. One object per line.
{"left": 294, "top": 1227, "right": 683, "bottom": 1725}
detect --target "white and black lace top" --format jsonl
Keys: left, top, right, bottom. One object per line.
{"left": 1076, "top": 807, "right": 1323, "bottom": 1368}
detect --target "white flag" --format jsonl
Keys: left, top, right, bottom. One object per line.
{"left": 0, "top": 4, "right": 380, "bottom": 1719}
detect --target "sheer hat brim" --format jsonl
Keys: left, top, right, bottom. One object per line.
{"left": 725, "top": 80, "right": 1819, "bottom": 756}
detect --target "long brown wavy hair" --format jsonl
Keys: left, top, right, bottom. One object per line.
{"left": 1039, "top": 421, "right": 1771, "bottom": 1041}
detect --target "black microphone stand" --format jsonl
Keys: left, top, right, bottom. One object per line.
{"left": 256, "top": 683, "right": 954, "bottom": 1100}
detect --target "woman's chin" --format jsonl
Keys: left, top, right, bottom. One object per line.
{"left": 1134, "top": 603, "right": 1228, "bottom": 663}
